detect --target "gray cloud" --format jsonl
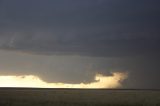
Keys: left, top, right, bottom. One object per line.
{"left": 0, "top": 50, "right": 160, "bottom": 88}
{"left": 0, "top": 0, "right": 160, "bottom": 57}
{"left": 0, "top": 0, "right": 160, "bottom": 88}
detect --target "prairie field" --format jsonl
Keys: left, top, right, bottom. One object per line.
{"left": 0, "top": 88, "right": 160, "bottom": 106}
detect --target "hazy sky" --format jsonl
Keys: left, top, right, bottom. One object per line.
{"left": 0, "top": 0, "right": 160, "bottom": 88}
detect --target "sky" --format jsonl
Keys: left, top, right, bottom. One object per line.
{"left": 0, "top": 0, "right": 160, "bottom": 89}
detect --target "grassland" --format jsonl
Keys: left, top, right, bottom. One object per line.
{"left": 0, "top": 88, "right": 160, "bottom": 106}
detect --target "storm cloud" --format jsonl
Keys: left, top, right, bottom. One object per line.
{"left": 0, "top": 0, "right": 160, "bottom": 56}
{"left": 0, "top": 0, "right": 160, "bottom": 88}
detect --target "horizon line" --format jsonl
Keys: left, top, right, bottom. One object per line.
{"left": 0, "top": 87, "right": 160, "bottom": 91}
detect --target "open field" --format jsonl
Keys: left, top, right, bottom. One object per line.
{"left": 0, "top": 88, "right": 160, "bottom": 106}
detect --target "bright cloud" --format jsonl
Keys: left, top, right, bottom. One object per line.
{"left": 0, "top": 72, "right": 128, "bottom": 88}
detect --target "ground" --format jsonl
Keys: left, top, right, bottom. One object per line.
{"left": 0, "top": 88, "right": 160, "bottom": 106}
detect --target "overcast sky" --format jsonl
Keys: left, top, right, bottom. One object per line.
{"left": 0, "top": 0, "right": 160, "bottom": 88}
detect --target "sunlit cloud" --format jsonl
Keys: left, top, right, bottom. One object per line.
{"left": 0, "top": 72, "right": 128, "bottom": 88}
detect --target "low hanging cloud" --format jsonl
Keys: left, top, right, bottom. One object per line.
{"left": 0, "top": 0, "right": 160, "bottom": 89}
{"left": 0, "top": 72, "right": 128, "bottom": 88}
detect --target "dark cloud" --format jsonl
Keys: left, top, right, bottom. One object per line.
{"left": 0, "top": 0, "right": 160, "bottom": 88}
{"left": 0, "top": 50, "right": 160, "bottom": 88}
{"left": 0, "top": 0, "right": 160, "bottom": 57}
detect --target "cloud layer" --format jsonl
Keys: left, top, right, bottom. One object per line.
{"left": 0, "top": 0, "right": 160, "bottom": 88}
{"left": 0, "top": 0, "right": 160, "bottom": 56}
